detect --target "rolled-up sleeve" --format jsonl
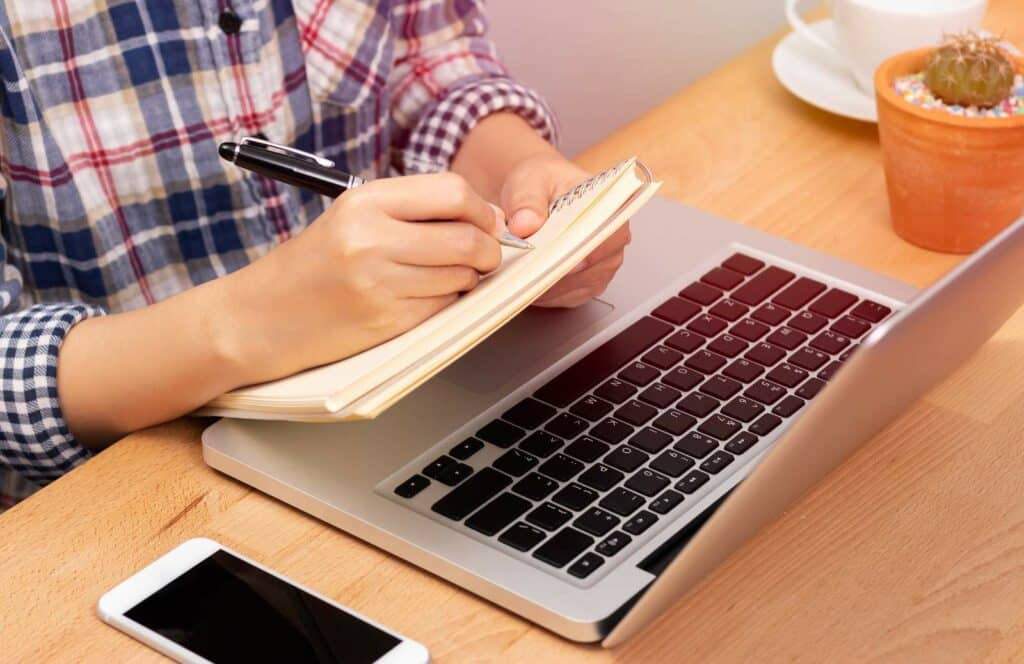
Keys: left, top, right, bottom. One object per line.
{"left": 387, "top": 0, "right": 559, "bottom": 174}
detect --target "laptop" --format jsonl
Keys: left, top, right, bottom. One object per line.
{"left": 202, "top": 197, "right": 1024, "bottom": 645}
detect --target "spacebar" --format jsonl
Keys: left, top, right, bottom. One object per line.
{"left": 534, "top": 316, "right": 673, "bottom": 408}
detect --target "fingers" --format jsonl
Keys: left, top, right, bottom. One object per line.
{"left": 384, "top": 218, "right": 502, "bottom": 273}
{"left": 535, "top": 250, "right": 625, "bottom": 308}
{"left": 501, "top": 155, "right": 590, "bottom": 237}
{"left": 384, "top": 264, "right": 481, "bottom": 298}
{"left": 566, "top": 223, "right": 632, "bottom": 275}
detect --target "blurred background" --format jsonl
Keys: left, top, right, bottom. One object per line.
{"left": 488, "top": 1, "right": 788, "bottom": 156}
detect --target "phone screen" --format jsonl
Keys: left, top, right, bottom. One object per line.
{"left": 124, "top": 549, "right": 401, "bottom": 663}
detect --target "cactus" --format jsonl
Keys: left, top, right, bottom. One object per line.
{"left": 925, "top": 32, "right": 1015, "bottom": 108}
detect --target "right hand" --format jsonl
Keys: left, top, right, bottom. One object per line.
{"left": 215, "top": 173, "right": 505, "bottom": 386}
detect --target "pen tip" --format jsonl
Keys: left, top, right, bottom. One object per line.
{"left": 218, "top": 142, "right": 238, "bottom": 163}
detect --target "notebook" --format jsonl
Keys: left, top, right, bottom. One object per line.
{"left": 199, "top": 158, "right": 661, "bottom": 421}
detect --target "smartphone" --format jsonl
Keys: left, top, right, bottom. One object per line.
{"left": 97, "top": 538, "right": 429, "bottom": 664}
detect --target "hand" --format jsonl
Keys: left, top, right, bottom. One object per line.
{"left": 217, "top": 173, "right": 504, "bottom": 384}
{"left": 500, "top": 151, "right": 632, "bottom": 308}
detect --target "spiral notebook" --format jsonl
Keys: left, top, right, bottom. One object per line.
{"left": 199, "top": 158, "right": 661, "bottom": 421}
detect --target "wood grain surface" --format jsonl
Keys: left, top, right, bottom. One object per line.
{"left": 3, "top": 2, "right": 1024, "bottom": 661}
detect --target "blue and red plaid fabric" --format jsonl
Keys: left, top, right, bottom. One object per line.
{"left": 0, "top": 0, "right": 557, "bottom": 507}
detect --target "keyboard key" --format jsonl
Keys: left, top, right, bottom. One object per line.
{"left": 553, "top": 483, "right": 599, "bottom": 511}
{"left": 650, "top": 450, "right": 695, "bottom": 477}
{"left": 535, "top": 316, "right": 672, "bottom": 407}
{"left": 652, "top": 297, "right": 701, "bottom": 325}
{"left": 674, "top": 432, "right": 718, "bottom": 458}
{"left": 638, "top": 383, "right": 682, "bottom": 408}
{"left": 698, "top": 414, "right": 742, "bottom": 441}
{"left": 512, "top": 473, "right": 559, "bottom": 501}
{"left": 721, "top": 396, "right": 764, "bottom": 422}
{"left": 564, "top": 436, "right": 609, "bottom": 463}
{"left": 595, "top": 378, "right": 636, "bottom": 404}
{"left": 599, "top": 488, "right": 646, "bottom": 516}
{"left": 574, "top": 507, "right": 620, "bottom": 536}
{"left": 687, "top": 314, "right": 728, "bottom": 338}
{"left": 766, "top": 363, "right": 809, "bottom": 388}
{"left": 628, "top": 427, "right": 674, "bottom": 454}
{"left": 623, "top": 510, "right": 658, "bottom": 535}
{"left": 503, "top": 398, "right": 557, "bottom": 429}
{"left": 790, "top": 347, "right": 829, "bottom": 371}
{"left": 749, "top": 413, "right": 783, "bottom": 436}
{"left": 625, "top": 469, "right": 670, "bottom": 496}
{"left": 700, "top": 375, "right": 743, "bottom": 400}
{"left": 450, "top": 438, "right": 484, "bottom": 461}
{"left": 731, "top": 318, "right": 771, "bottom": 342}
{"left": 533, "top": 527, "right": 594, "bottom": 568}
{"left": 773, "top": 277, "right": 827, "bottom": 310}
{"left": 810, "top": 289, "right": 858, "bottom": 318}
{"left": 477, "top": 420, "right": 526, "bottom": 448}
{"left": 642, "top": 346, "right": 683, "bottom": 370}
{"left": 437, "top": 462, "right": 473, "bottom": 486}
{"left": 732, "top": 266, "right": 795, "bottom": 305}
{"left": 773, "top": 395, "right": 805, "bottom": 417}
{"left": 818, "top": 362, "right": 843, "bottom": 381}
{"left": 423, "top": 455, "right": 455, "bottom": 481}
{"left": 789, "top": 311, "right": 828, "bottom": 334}
{"left": 724, "top": 359, "right": 765, "bottom": 383}
{"left": 678, "top": 393, "right": 719, "bottom": 418}
{"left": 538, "top": 454, "right": 585, "bottom": 481}
{"left": 619, "top": 361, "right": 660, "bottom": 386}
{"left": 724, "top": 432, "right": 759, "bottom": 455}
{"left": 591, "top": 417, "right": 634, "bottom": 444}
{"left": 744, "top": 379, "right": 786, "bottom": 405}
{"left": 650, "top": 489, "right": 685, "bottom": 514}
{"left": 578, "top": 464, "right": 624, "bottom": 492}
{"left": 850, "top": 300, "right": 892, "bottom": 323}
{"left": 394, "top": 475, "right": 430, "bottom": 498}
{"left": 466, "top": 493, "right": 532, "bottom": 536}
{"left": 570, "top": 395, "right": 615, "bottom": 422}
{"left": 702, "top": 267, "right": 744, "bottom": 290}
{"left": 679, "top": 281, "right": 723, "bottom": 306}
{"left": 766, "top": 327, "right": 807, "bottom": 350}
{"left": 676, "top": 470, "right": 710, "bottom": 494}
{"left": 745, "top": 342, "right": 787, "bottom": 366}
{"left": 664, "top": 330, "right": 705, "bottom": 353}
{"left": 811, "top": 330, "right": 851, "bottom": 354}
{"left": 723, "top": 253, "right": 764, "bottom": 275}
{"left": 708, "top": 334, "right": 748, "bottom": 358}
{"left": 663, "top": 366, "right": 703, "bottom": 391}
{"left": 700, "top": 450, "right": 734, "bottom": 474}
{"left": 709, "top": 299, "right": 749, "bottom": 322}
{"left": 432, "top": 468, "right": 513, "bottom": 521}
{"left": 752, "top": 303, "right": 790, "bottom": 325}
{"left": 797, "top": 377, "right": 827, "bottom": 399}
{"left": 615, "top": 400, "right": 659, "bottom": 426}
{"left": 653, "top": 408, "right": 699, "bottom": 435}
{"left": 527, "top": 502, "right": 573, "bottom": 531}
{"left": 685, "top": 350, "right": 728, "bottom": 374}
{"left": 519, "top": 432, "right": 563, "bottom": 458}
{"left": 545, "top": 412, "right": 589, "bottom": 439}
{"left": 493, "top": 449, "right": 539, "bottom": 477}
{"left": 499, "top": 522, "right": 546, "bottom": 552}
{"left": 596, "top": 531, "right": 632, "bottom": 556}
{"left": 568, "top": 552, "right": 605, "bottom": 579}
{"left": 831, "top": 315, "right": 871, "bottom": 338}
{"left": 605, "top": 446, "right": 649, "bottom": 473}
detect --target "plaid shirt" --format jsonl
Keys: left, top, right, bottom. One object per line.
{"left": 0, "top": 0, "right": 557, "bottom": 507}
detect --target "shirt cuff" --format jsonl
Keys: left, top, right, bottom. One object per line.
{"left": 0, "top": 303, "right": 104, "bottom": 485}
{"left": 398, "top": 77, "right": 560, "bottom": 175}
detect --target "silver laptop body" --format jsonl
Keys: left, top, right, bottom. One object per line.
{"left": 203, "top": 197, "right": 1024, "bottom": 644}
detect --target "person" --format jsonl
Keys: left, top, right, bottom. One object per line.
{"left": 0, "top": 1, "right": 631, "bottom": 507}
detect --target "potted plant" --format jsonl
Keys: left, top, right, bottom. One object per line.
{"left": 875, "top": 33, "right": 1024, "bottom": 253}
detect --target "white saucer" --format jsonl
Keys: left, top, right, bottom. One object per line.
{"left": 772, "top": 19, "right": 877, "bottom": 123}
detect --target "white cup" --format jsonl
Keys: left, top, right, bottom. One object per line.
{"left": 785, "top": 0, "right": 989, "bottom": 92}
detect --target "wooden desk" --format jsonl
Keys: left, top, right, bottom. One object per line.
{"left": 4, "top": 2, "right": 1024, "bottom": 660}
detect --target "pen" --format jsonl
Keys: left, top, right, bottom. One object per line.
{"left": 218, "top": 137, "right": 533, "bottom": 250}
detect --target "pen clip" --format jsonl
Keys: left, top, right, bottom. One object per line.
{"left": 239, "top": 136, "right": 335, "bottom": 168}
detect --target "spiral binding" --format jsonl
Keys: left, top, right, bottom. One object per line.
{"left": 547, "top": 159, "right": 639, "bottom": 216}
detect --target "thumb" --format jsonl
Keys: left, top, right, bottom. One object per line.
{"left": 501, "top": 173, "right": 550, "bottom": 238}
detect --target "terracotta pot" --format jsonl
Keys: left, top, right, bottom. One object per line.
{"left": 875, "top": 48, "right": 1024, "bottom": 253}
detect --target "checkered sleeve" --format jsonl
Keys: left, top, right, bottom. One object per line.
{"left": 388, "top": 0, "right": 559, "bottom": 174}
{"left": 0, "top": 231, "right": 103, "bottom": 485}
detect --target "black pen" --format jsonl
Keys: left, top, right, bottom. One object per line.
{"left": 218, "top": 137, "right": 533, "bottom": 250}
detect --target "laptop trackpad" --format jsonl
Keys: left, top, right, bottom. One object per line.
{"left": 440, "top": 298, "right": 616, "bottom": 395}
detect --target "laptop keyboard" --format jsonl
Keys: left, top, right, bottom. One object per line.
{"left": 386, "top": 252, "right": 894, "bottom": 583}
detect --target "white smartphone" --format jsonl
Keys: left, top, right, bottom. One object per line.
{"left": 97, "top": 538, "right": 430, "bottom": 664}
